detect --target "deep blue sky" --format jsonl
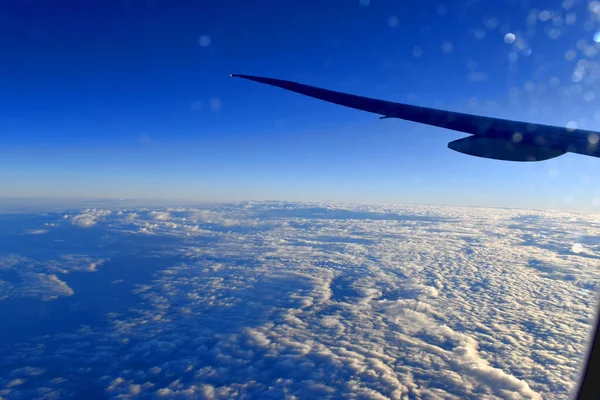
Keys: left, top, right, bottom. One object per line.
{"left": 1, "top": 0, "right": 599, "bottom": 210}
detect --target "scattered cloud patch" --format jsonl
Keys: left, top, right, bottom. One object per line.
{"left": 70, "top": 209, "right": 111, "bottom": 228}
{"left": 25, "top": 229, "right": 48, "bottom": 235}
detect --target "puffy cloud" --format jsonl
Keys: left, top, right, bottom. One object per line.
{"left": 149, "top": 211, "right": 171, "bottom": 221}
{"left": 70, "top": 209, "right": 112, "bottom": 228}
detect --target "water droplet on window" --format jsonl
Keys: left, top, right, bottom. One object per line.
{"left": 584, "top": 92, "right": 595, "bottom": 102}
{"left": 508, "top": 52, "right": 518, "bottom": 63}
{"left": 564, "top": 50, "right": 576, "bottom": 61}
{"left": 524, "top": 81, "right": 535, "bottom": 92}
{"left": 566, "top": 120, "right": 578, "bottom": 131}
{"left": 593, "top": 32, "right": 600, "bottom": 43}
{"left": 474, "top": 29, "right": 486, "bottom": 39}
{"left": 485, "top": 18, "right": 499, "bottom": 30}
{"left": 588, "top": 133, "right": 600, "bottom": 144}
{"left": 539, "top": 10, "right": 551, "bottom": 21}
{"left": 441, "top": 41, "right": 453, "bottom": 53}
{"left": 548, "top": 28, "right": 561, "bottom": 39}
{"left": 198, "top": 35, "right": 211, "bottom": 47}
{"left": 512, "top": 132, "right": 523, "bottom": 143}
{"left": 565, "top": 12, "right": 577, "bottom": 25}
{"left": 504, "top": 33, "right": 515, "bottom": 44}
{"left": 209, "top": 98, "right": 222, "bottom": 111}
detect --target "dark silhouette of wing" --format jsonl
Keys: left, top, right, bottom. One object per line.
{"left": 232, "top": 74, "right": 600, "bottom": 161}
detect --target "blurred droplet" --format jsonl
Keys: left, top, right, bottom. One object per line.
{"left": 209, "top": 98, "right": 222, "bottom": 111}
{"left": 198, "top": 35, "right": 211, "bottom": 47}
{"left": 563, "top": 0, "right": 574, "bottom": 9}
{"left": 572, "top": 68, "right": 584, "bottom": 83}
{"left": 589, "top": 133, "right": 600, "bottom": 144}
{"left": 515, "top": 38, "right": 528, "bottom": 50}
{"left": 441, "top": 41, "right": 453, "bottom": 53}
{"left": 584, "top": 92, "right": 595, "bottom": 102}
{"left": 565, "top": 12, "right": 576, "bottom": 25}
{"left": 552, "top": 15, "right": 564, "bottom": 27}
{"left": 548, "top": 28, "right": 561, "bottom": 39}
{"left": 485, "top": 18, "right": 499, "bottom": 30}
{"left": 539, "top": 10, "right": 551, "bottom": 21}
{"left": 388, "top": 16, "right": 399, "bottom": 27}
{"left": 474, "top": 29, "right": 486, "bottom": 39}
{"left": 504, "top": 33, "right": 515, "bottom": 44}
{"left": 549, "top": 77, "right": 560, "bottom": 86}
{"left": 566, "top": 120, "right": 578, "bottom": 131}
{"left": 564, "top": 50, "right": 576, "bottom": 61}
{"left": 508, "top": 52, "right": 518, "bottom": 63}
{"left": 527, "top": 10, "right": 538, "bottom": 25}
{"left": 512, "top": 132, "right": 523, "bottom": 143}
{"left": 412, "top": 46, "right": 423, "bottom": 57}
{"left": 524, "top": 81, "right": 535, "bottom": 92}
{"left": 468, "top": 72, "right": 487, "bottom": 82}
{"left": 594, "top": 32, "right": 600, "bottom": 43}
{"left": 584, "top": 45, "right": 597, "bottom": 57}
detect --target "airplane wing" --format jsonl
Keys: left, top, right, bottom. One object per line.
{"left": 231, "top": 74, "right": 600, "bottom": 162}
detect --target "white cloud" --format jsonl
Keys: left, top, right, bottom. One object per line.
{"left": 149, "top": 211, "right": 171, "bottom": 221}
{"left": 1, "top": 202, "right": 599, "bottom": 399}
{"left": 70, "top": 209, "right": 112, "bottom": 228}
{"left": 25, "top": 229, "right": 48, "bottom": 235}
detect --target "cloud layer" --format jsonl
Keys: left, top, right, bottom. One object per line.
{"left": 0, "top": 202, "right": 598, "bottom": 399}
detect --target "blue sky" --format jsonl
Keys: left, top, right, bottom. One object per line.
{"left": 1, "top": 0, "right": 599, "bottom": 210}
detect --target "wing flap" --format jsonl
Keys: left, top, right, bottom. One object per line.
{"left": 448, "top": 136, "right": 565, "bottom": 162}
